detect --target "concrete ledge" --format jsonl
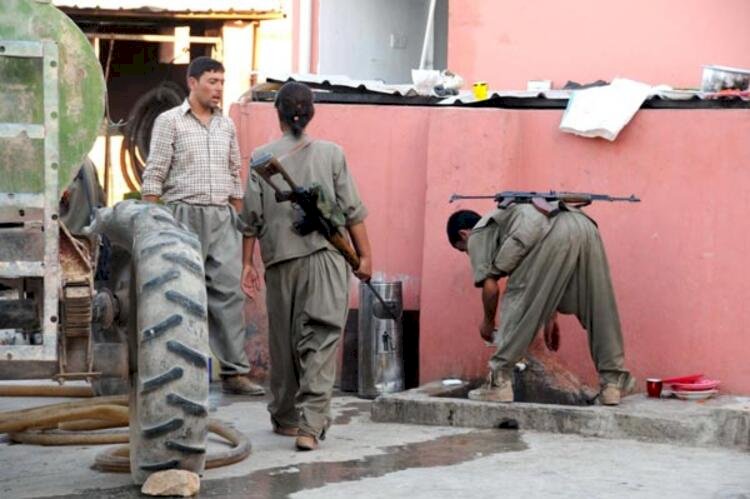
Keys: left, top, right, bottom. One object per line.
{"left": 371, "top": 382, "right": 750, "bottom": 451}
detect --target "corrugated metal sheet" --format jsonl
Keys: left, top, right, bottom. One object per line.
{"left": 52, "top": 0, "right": 282, "bottom": 14}
{"left": 439, "top": 89, "right": 573, "bottom": 105}
{"left": 256, "top": 77, "right": 750, "bottom": 109}
{"left": 268, "top": 74, "right": 421, "bottom": 97}
{"left": 441, "top": 88, "right": 750, "bottom": 105}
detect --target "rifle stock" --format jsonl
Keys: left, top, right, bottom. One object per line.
{"left": 329, "top": 232, "right": 361, "bottom": 270}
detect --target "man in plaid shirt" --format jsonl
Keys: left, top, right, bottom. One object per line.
{"left": 142, "top": 57, "right": 264, "bottom": 396}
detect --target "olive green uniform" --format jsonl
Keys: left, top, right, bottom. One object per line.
{"left": 240, "top": 132, "right": 367, "bottom": 437}
{"left": 468, "top": 203, "right": 630, "bottom": 386}
{"left": 168, "top": 204, "right": 250, "bottom": 376}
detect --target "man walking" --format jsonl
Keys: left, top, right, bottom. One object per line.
{"left": 142, "top": 56, "right": 264, "bottom": 396}
{"left": 240, "top": 82, "right": 372, "bottom": 450}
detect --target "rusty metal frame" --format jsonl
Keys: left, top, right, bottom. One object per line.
{"left": 85, "top": 32, "right": 223, "bottom": 62}
{"left": 84, "top": 33, "right": 222, "bottom": 45}
{"left": 60, "top": 7, "right": 285, "bottom": 21}
{"left": 0, "top": 39, "right": 60, "bottom": 362}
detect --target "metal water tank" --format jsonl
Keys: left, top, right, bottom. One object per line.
{"left": 358, "top": 281, "right": 404, "bottom": 399}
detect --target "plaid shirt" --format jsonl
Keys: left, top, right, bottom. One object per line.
{"left": 141, "top": 100, "right": 243, "bottom": 205}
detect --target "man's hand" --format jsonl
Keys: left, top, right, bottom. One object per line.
{"left": 543, "top": 314, "right": 560, "bottom": 352}
{"left": 353, "top": 256, "right": 372, "bottom": 281}
{"left": 480, "top": 278, "right": 500, "bottom": 343}
{"left": 480, "top": 319, "right": 495, "bottom": 343}
{"left": 241, "top": 263, "right": 261, "bottom": 299}
{"left": 142, "top": 194, "right": 159, "bottom": 203}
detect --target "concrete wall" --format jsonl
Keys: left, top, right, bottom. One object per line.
{"left": 447, "top": 0, "right": 750, "bottom": 89}
{"left": 222, "top": 21, "right": 255, "bottom": 110}
{"left": 432, "top": 0, "right": 448, "bottom": 71}
{"left": 317, "top": 0, "right": 446, "bottom": 82}
{"left": 256, "top": 0, "right": 295, "bottom": 81}
{"left": 232, "top": 101, "right": 750, "bottom": 394}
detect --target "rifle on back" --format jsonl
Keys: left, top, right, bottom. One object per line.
{"left": 450, "top": 190, "right": 640, "bottom": 216}
{"left": 250, "top": 151, "right": 398, "bottom": 319}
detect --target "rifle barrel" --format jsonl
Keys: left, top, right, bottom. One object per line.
{"left": 587, "top": 194, "right": 640, "bottom": 202}
{"left": 365, "top": 281, "right": 399, "bottom": 321}
{"left": 449, "top": 194, "right": 496, "bottom": 203}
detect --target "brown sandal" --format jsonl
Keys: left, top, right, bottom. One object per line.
{"left": 295, "top": 433, "right": 318, "bottom": 451}
{"left": 273, "top": 425, "right": 299, "bottom": 437}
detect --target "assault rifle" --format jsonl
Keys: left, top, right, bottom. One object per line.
{"left": 250, "top": 152, "right": 398, "bottom": 320}
{"left": 449, "top": 190, "right": 640, "bottom": 216}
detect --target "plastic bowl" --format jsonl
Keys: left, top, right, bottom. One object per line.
{"left": 701, "top": 65, "right": 750, "bottom": 92}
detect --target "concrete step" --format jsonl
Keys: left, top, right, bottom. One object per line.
{"left": 371, "top": 381, "right": 750, "bottom": 451}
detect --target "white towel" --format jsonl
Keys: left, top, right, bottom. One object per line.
{"left": 559, "top": 78, "right": 653, "bottom": 141}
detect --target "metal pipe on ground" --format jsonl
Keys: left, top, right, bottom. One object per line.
{"left": 0, "top": 396, "right": 251, "bottom": 471}
{"left": 93, "top": 420, "right": 251, "bottom": 473}
{"left": 0, "top": 384, "right": 94, "bottom": 397}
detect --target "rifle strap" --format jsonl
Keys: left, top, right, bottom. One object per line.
{"left": 277, "top": 138, "right": 314, "bottom": 163}
{"left": 531, "top": 197, "right": 561, "bottom": 218}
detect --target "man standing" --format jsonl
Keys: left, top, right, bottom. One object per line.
{"left": 141, "top": 56, "right": 264, "bottom": 396}
{"left": 446, "top": 203, "right": 634, "bottom": 405}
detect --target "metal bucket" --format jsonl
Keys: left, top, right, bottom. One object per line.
{"left": 358, "top": 281, "right": 404, "bottom": 399}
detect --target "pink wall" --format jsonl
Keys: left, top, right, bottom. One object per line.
{"left": 291, "top": 0, "right": 299, "bottom": 71}
{"left": 232, "top": 102, "right": 750, "bottom": 394}
{"left": 419, "top": 107, "right": 750, "bottom": 395}
{"left": 448, "top": 0, "right": 750, "bottom": 90}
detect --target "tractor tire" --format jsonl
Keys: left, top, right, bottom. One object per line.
{"left": 128, "top": 209, "right": 209, "bottom": 485}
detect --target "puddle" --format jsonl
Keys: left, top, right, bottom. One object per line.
{"left": 208, "top": 387, "right": 369, "bottom": 424}
{"left": 209, "top": 383, "right": 371, "bottom": 424}
{"left": 208, "top": 383, "right": 270, "bottom": 412}
{"left": 208, "top": 385, "right": 370, "bottom": 431}
{"left": 47, "top": 430, "right": 526, "bottom": 498}
{"left": 332, "top": 401, "right": 371, "bottom": 425}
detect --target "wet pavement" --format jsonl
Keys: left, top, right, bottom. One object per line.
{"left": 50, "top": 430, "right": 525, "bottom": 498}
{"left": 1, "top": 381, "right": 749, "bottom": 498}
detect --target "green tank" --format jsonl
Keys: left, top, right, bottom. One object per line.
{"left": 0, "top": 0, "right": 105, "bottom": 194}
{"left": 0, "top": 4, "right": 213, "bottom": 484}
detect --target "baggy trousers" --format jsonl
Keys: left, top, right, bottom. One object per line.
{"left": 491, "top": 212, "right": 630, "bottom": 387}
{"left": 264, "top": 249, "right": 349, "bottom": 437}
{"left": 170, "top": 203, "right": 250, "bottom": 376}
